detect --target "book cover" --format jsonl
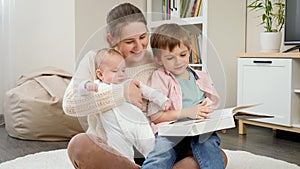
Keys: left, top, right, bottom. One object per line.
{"left": 194, "top": 0, "right": 202, "bottom": 17}
{"left": 182, "top": 0, "right": 191, "bottom": 18}
{"left": 157, "top": 105, "right": 273, "bottom": 136}
{"left": 186, "top": 0, "right": 195, "bottom": 18}
{"left": 190, "top": 34, "right": 200, "bottom": 64}
{"left": 196, "top": 33, "right": 202, "bottom": 64}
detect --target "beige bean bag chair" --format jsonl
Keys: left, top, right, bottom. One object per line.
{"left": 4, "top": 66, "right": 85, "bottom": 141}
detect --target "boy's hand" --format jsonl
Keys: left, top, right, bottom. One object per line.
{"left": 195, "top": 100, "right": 212, "bottom": 119}
{"left": 217, "top": 129, "right": 227, "bottom": 134}
{"left": 85, "top": 81, "right": 98, "bottom": 92}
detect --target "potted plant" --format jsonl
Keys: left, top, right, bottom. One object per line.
{"left": 247, "top": 0, "right": 285, "bottom": 52}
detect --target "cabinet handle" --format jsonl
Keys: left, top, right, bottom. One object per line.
{"left": 253, "top": 60, "right": 272, "bottom": 64}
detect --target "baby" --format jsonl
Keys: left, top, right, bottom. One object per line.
{"left": 78, "top": 48, "right": 170, "bottom": 161}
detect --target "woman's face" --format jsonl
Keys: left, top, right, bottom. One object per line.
{"left": 116, "top": 22, "right": 149, "bottom": 64}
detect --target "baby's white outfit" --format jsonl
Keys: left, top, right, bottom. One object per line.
{"left": 78, "top": 79, "right": 168, "bottom": 161}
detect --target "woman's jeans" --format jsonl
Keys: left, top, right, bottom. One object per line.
{"left": 141, "top": 132, "right": 224, "bottom": 169}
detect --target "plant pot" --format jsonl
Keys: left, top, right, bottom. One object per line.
{"left": 260, "top": 32, "right": 282, "bottom": 53}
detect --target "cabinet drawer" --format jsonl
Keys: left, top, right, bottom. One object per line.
{"left": 237, "top": 58, "right": 292, "bottom": 126}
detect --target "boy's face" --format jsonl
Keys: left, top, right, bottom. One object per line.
{"left": 96, "top": 54, "right": 127, "bottom": 84}
{"left": 156, "top": 44, "right": 190, "bottom": 77}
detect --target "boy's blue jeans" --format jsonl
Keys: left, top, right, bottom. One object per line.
{"left": 141, "top": 132, "right": 224, "bottom": 169}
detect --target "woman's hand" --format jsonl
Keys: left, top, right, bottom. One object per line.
{"left": 124, "top": 80, "right": 143, "bottom": 109}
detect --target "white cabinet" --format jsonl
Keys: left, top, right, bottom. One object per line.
{"left": 147, "top": 0, "right": 207, "bottom": 69}
{"left": 237, "top": 53, "right": 300, "bottom": 133}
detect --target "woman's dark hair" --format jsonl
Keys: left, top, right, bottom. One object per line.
{"left": 106, "top": 3, "right": 147, "bottom": 45}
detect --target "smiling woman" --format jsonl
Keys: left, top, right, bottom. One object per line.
{"left": 63, "top": 2, "right": 224, "bottom": 169}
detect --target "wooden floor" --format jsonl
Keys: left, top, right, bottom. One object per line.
{"left": 0, "top": 122, "right": 299, "bottom": 166}
{"left": 219, "top": 124, "right": 300, "bottom": 166}
{"left": 0, "top": 124, "right": 68, "bottom": 163}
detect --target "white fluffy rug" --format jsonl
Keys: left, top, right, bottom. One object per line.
{"left": 0, "top": 149, "right": 299, "bottom": 169}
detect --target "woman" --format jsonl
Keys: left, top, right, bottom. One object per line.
{"left": 63, "top": 3, "right": 227, "bottom": 169}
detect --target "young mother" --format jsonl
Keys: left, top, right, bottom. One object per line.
{"left": 63, "top": 3, "right": 227, "bottom": 169}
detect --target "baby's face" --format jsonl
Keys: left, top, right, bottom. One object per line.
{"left": 98, "top": 54, "right": 127, "bottom": 84}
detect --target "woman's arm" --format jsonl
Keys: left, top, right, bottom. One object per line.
{"left": 63, "top": 79, "right": 126, "bottom": 117}
{"left": 62, "top": 50, "right": 142, "bottom": 117}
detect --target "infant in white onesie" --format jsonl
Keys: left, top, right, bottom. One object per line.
{"left": 78, "top": 48, "right": 170, "bottom": 161}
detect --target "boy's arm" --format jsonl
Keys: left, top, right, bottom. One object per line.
{"left": 149, "top": 101, "right": 211, "bottom": 124}
{"left": 147, "top": 70, "right": 210, "bottom": 124}
{"left": 146, "top": 70, "right": 172, "bottom": 116}
{"left": 149, "top": 106, "right": 201, "bottom": 124}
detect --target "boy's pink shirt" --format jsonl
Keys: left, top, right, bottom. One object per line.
{"left": 147, "top": 66, "right": 220, "bottom": 133}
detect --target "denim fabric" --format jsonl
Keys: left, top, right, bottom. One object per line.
{"left": 141, "top": 133, "right": 224, "bottom": 169}
{"left": 141, "top": 135, "right": 179, "bottom": 169}
{"left": 192, "top": 132, "right": 224, "bottom": 169}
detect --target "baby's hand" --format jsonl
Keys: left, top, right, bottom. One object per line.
{"left": 161, "top": 100, "right": 171, "bottom": 111}
{"left": 85, "top": 81, "right": 98, "bottom": 92}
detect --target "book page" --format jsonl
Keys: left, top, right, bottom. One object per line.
{"left": 232, "top": 104, "right": 274, "bottom": 119}
{"left": 157, "top": 107, "right": 235, "bottom": 136}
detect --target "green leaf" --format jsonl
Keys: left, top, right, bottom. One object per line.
{"left": 247, "top": 0, "right": 285, "bottom": 32}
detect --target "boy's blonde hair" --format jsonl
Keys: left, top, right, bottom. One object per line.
{"left": 150, "top": 23, "right": 191, "bottom": 58}
{"left": 94, "top": 48, "right": 123, "bottom": 69}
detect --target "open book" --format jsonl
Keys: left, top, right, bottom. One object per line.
{"left": 231, "top": 105, "right": 274, "bottom": 119}
{"left": 157, "top": 105, "right": 273, "bottom": 136}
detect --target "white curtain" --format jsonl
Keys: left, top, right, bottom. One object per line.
{"left": 0, "top": 0, "right": 15, "bottom": 115}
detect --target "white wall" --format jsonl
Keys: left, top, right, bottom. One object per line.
{"left": 1, "top": 0, "right": 246, "bottom": 115}
{"left": 208, "top": 0, "right": 246, "bottom": 107}
{"left": 246, "top": 0, "right": 290, "bottom": 52}
{"left": 75, "top": 0, "right": 146, "bottom": 64}
{"left": 0, "top": 0, "right": 75, "bottom": 114}
{"left": 13, "top": 0, "right": 75, "bottom": 74}
{"left": 0, "top": 0, "right": 146, "bottom": 115}
{"left": 0, "top": 0, "right": 15, "bottom": 115}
